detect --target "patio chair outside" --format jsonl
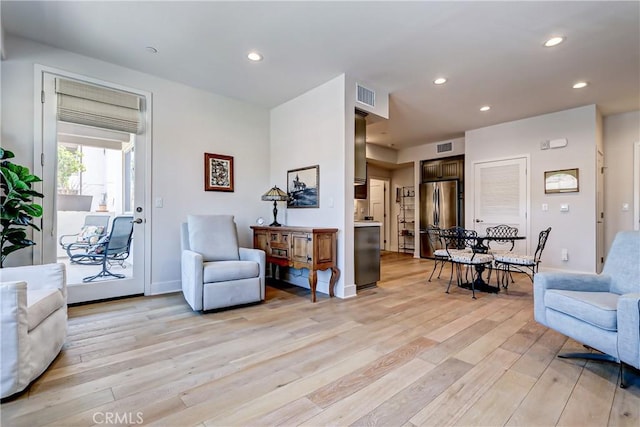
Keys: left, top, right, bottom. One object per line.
{"left": 59, "top": 214, "right": 110, "bottom": 261}
{"left": 69, "top": 215, "right": 134, "bottom": 282}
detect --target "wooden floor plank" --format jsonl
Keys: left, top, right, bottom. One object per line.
{"left": 409, "top": 347, "right": 520, "bottom": 426}
{"left": 1, "top": 256, "right": 638, "bottom": 427}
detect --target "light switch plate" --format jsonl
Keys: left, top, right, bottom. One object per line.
{"left": 560, "top": 204, "right": 569, "bottom": 212}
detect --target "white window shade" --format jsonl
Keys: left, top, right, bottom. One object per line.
{"left": 55, "top": 78, "right": 144, "bottom": 134}
{"left": 479, "top": 163, "right": 520, "bottom": 217}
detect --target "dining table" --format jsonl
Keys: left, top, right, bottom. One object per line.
{"left": 457, "top": 234, "right": 526, "bottom": 294}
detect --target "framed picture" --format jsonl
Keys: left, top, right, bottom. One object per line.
{"left": 287, "top": 165, "right": 319, "bottom": 208}
{"left": 544, "top": 168, "right": 579, "bottom": 194}
{"left": 204, "top": 153, "right": 234, "bottom": 192}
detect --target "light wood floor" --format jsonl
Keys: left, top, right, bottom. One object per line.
{"left": 2, "top": 252, "right": 639, "bottom": 426}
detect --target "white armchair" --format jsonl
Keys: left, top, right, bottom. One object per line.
{"left": 1, "top": 263, "right": 67, "bottom": 398}
{"left": 181, "top": 215, "right": 265, "bottom": 311}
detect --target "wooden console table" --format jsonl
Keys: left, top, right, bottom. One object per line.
{"left": 251, "top": 225, "right": 340, "bottom": 302}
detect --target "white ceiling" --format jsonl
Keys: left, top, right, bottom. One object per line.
{"left": 3, "top": 1, "right": 639, "bottom": 150}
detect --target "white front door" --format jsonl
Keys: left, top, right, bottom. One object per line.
{"left": 36, "top": 70, "right": 149, "bottom": 303}
{"left": 473, "top": 157, "right": 528, "bottom": 253}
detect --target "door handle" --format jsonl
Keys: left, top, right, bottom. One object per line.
{"left": 132, "top": 218, "right": 144, "bottom": 224}
{"left": 475, "top": 219, "right": 483, "bottom": 223}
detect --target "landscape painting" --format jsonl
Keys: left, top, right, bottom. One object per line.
{"left": 287, "top": 165, "right": 319, "bottom": 208}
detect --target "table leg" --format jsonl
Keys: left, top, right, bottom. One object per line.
{"left": 329, "top": 267, "right": 340, "bottom": 297}
{"left": 308, "top": 269, "right": 318, "bottom": 302}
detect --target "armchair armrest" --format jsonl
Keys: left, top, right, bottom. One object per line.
{"left": 0, "top": 263, "right": 66, "bottom": 300}
{"left": 617, "top": 293, "right": 640, "bottom": 370}
{"left": 535, "top": 272, "right": 612, "bottom": 292}
{"left": 59, "top": 233, "right": 79, "bottom": 248}
{"left": 181, "top": 250, "right": 204, "bottom": 311}
{"left": 534, "top": 271, "right": 612, "bottom": 327}
{"left": 0, "top": 281, "right": 29, "bottom": 396}
{"left": 239, "top": 248, "right": 266, "bottom": 299}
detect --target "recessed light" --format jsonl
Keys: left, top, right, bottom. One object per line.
{"left": 572, "top": 81, "right": 588, "bottom": 89}
{"left": 247, "top": 52, "right": 263, "bottom": 61}
{"left": 433, "top": 77, "right": 447, "bottom": 85}
{"left": 480, "top": 105, "right": 491, "bottom": 112}
{"left": 145, "top": 46, "right": 158, "bottom": 54}
{"left": 544, "top": 36, "right": 565, "bottom": 47}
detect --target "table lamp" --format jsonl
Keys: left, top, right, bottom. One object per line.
{"left": 261, "top": 185, "right": 288, "bottom": 226}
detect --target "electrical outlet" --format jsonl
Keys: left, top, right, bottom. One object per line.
{"left": 561, "top": 248, "right": 569, "bottom": 261}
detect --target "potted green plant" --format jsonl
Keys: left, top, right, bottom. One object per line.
{"left": 57, "top": 146, "right": 92, "bottom": 211}
{"left": 0, "top": 148, "right": 44, "bottom": 267}
{"left": 57, "top": 145, "right": 85, "bottom": 194}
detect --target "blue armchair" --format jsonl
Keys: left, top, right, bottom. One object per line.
{"left": 534, "top": 231, "right": 640, "bottom": 387}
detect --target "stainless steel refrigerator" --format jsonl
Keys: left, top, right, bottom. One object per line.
{"left": 419, "top": 180, "right": 460, "bottom": 258}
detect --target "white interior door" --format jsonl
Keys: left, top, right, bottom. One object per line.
{"left": 473, "top": 157, "right": 528, "bottom": 253}
{"left": 36, "top": 70, "right": 149, "bottom": 303}
{"left": 369, "top": 178, "right": 387, "bottom": 250}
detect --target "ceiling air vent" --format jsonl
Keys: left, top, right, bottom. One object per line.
{"left": 356, "top": 84, "right": 375, "bottom": 107}
{"left": 437, "top": 142, "right": 453, "bottom": 153}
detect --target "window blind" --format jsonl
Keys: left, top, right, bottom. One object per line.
{"left": 55, "top": 78, "right": 144, "bottom": 134}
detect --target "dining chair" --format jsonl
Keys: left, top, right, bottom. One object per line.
{"left": 486, "top": 224, "right": 519, "bottom": 285}
{"left": 442, "top": 227, "right": 494, "bottom": 299}
{"left": 493, "top": 227, "right": 551, "bottom": 288}
{"left": 485, "top": 224, "right": 519, "bottom": 254}
{"left": 426, "top": 225, "right": 451, "bottom": 282}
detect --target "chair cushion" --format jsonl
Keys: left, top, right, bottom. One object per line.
{"left": 545, "top": 290, "right": 619, "bottom": 331}
{"left": 76, "top": 225, "right": 105, "bottom": 244}
{"left": 450, "top": 253, "right": 494, "bottom": 264}
{"left": 26, "top": 289, "right": 65, "bottom": 332}
{"left": 433, "top": 249, "right": 449, "bottom": 258}
{"left": 203, "top": 260, "right": 260, "bottom": 283}
{"left": 188, "top": 215, "right": 240, "bottom": 262}
{"left": 493, "top": 253, "right": 534, "bottom": 265}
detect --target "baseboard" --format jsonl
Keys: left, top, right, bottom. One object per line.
{"left": 340, "top": 283, "right": 357, "bottom": 299}
{"left": 148, "top": 280, "right": 181, "bottom": 295}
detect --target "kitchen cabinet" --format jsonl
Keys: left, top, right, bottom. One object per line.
{"left": 354, "top": 222, "right": 381, "bottom": 289}
{"left": 421, "top": 156, "right": 464, "bottom": 181}
{"left": 354, "top": 110, "right": 367, "bottom": 185}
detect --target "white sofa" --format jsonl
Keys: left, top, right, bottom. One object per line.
{"left": 1, "top": 263, "right": 67, "bottom": 398}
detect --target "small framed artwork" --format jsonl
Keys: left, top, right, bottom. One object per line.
{"left": 544, "top": 168, "right": 579, "bottom": 194}
{"left": 287, "top": 165, "right": 319, "bottom": 208}
{"left": 204, "top": 153, "right": 234, "bottom": 192}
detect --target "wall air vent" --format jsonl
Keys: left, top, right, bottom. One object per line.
{"left": 437, "top": 142, "right": 453, "bottom": 153}
{"left": 356, "top": 84, "right": 375, "bottom": 108}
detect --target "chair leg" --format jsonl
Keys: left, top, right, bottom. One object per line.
{"left": 83, "top": 256, "right": 125, "bottom": 282}
{"left": 437, "top": 259, "right": 445, "bottom": 279}
{"left": 446, "top": 263, "right": 456, "bottom": 293}
{"left": 428, "top": 259, "right": 437, "bottom": 282}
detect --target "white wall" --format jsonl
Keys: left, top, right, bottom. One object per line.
{"left": 1, "top": 36, "right": 271, "bottom": 293}
{"left": 366, "top": 143, "right": 397, "bottom": 164}
{"left": 465, "top": 105, "right": 599, "bottom": 273}
{"left": 270, "top": 75, "right": 352, "bottom": 297}
{"left": 397, "top": 137, "right": 465, "bottom": 164}
{"left": 603, "top": 110, "right": 640, "bottom": 248}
